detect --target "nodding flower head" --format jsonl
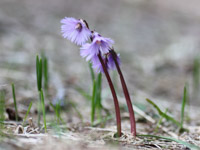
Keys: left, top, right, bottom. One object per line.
{"left": 107, "top": 53, "right": 120, "bottom": 70}
{"left": 80, "top": 32, "right": 114, "bottom": 61}
{"left": 91, "top": 54, "right": 105, "bottom": 73}
{"left": 90, "top": 52, "right": 120, "bottom": 73}
{"left": 61, "top": 17, "right": 91, "bottom": 46}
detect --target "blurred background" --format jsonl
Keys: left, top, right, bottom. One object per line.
{"left": 0, "top": 0, "right": 200, "bottom": 107}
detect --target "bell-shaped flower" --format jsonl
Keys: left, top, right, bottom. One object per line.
{"left": 80, "top": 32, "right": 114, "bottom": 61}
{"left": 61, "top": 17, "right": 91, "bottom": 45}
{"left": 107, "top": 53, "right": 120, "bottom": 70}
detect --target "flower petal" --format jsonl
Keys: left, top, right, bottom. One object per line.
{"left": 61, "top": 17, "right": 91, "bottom": 45}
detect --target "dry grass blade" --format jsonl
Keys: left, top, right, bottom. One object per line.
{"left": 138, "top": 134, "right": 200, "bottom": 150}
{"left": 133, "top": 105, "right": 178, "bottom": 138}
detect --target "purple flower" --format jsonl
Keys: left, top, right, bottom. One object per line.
{"left": 80, "top": 32, "right": 114, "bottom": 61}
{"left": 91, "top": 55, "right": 104, "bottom": 73}
{"left": 61, "top": 17, "right": 91, "bottom": 45}
{"left": 107, "top": 53, "right": 120, "bottom": 70}
{"left": 90, "top": 52, "right": 120, "bottom": 73}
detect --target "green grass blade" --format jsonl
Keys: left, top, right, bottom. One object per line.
{"left": 155, "top": 108, "right": 168, "bottom": 133}
{"left": 41, "top": 89, "right": 47, "bottom": 132}
{"left": 22, "top": 102, "right": 32, "bottom": 126}
{"left": 181, "top": 85, "right": 187, "bottom": 128}
{"left": 55, "top": 102, "right": 61, "bottom": 124}
{"left": 37, "top": 91, "right": 41, "bottom": 127}
{"left": 146, "top": 98, "right": 181, "bottom": 127}
{"left": 50, "top": 102, "right": 56, "bottom": 110}
{"left": 39, "top": 58, "right": 43, "bottom": 91}
{"left": 91, "top": 80, "right": 96, "bottom": 125}
{"left": 50, "top": 102, "right": 64, "bottom": 124}
{"left": 138, "top": 134, "right": 200, "bottom": 150}
{"left": 75, "top": 86, "right": 92, "bottom": 100}
{"left": 11, "top": 83, "right": 18, "bottom": 121}
{"left": 0, "top": 91, "right": 5, "bottom": 128}
{"left": 70, "top": 101, "right": 83, "bottom": 122}
{"left": 49, "top": 102, "right": 57, "bottom": 121}
{"left": 89, "top": 62, "right": 95, "bottom": 81}
{"left": 36, "top": 55, "right": 43, "bottom": 91}
{"left": 95, "top": 73, "right": 102, "bottom": 120}
{"left": 36, "top": 55, "right": 40, "bottom": 91}
{"left": 185, "top": 83, "right": 191, "bottom": 123}
{"left": 36, "top": 55, "right": 43, "bottom": 126}
{"left": 44, "top": 57, "right": 49, "bottom": 92}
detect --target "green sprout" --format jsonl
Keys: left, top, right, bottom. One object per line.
{"left": 146, "top": 98, "right": 181, "bottom": 127}
{"left": 50, "top": 102, "right": 64, "bottom": 124}
{"left": 154, "top": 108, "right": 168, "bottom": 133}
{"left": 147, "top": 85, "right": 189, "bottom": 133}
{"left": 11, "top": 83, "right": 18, "bottom": 121}
{"left": 41, "top": 89, "right": 47, "bottom": 132}
{"left": 0, "top": 91, "right": 5, "bottom": 129}
{"left": 89, "top": 62, "right": 95, "bottom": 81}
{"left": 89, "top": 63, "right": 103, "bottom": 125}
{"left": 95, "top": 73, "right": 102, "bottom": 121}
{"left": 179, "top": 85, "right": 189, "bottom": 133}
{"left": 70, "top": 101, "right": 83, "bottom": 122}
{"left": 75, "top": 86, "right": 91, "bottom": 100}
{"left": 91, "top": 80, "right": 96, "bottom": 124}
{"left": 181, "top": 85, "right": 187, "bottom": 128}
{"left": 36, "top": 55, "right": 43, "bottom": 92}
{"left": 43, "top": 55, "right": 49, "bottom": 95}
{"left": 36, "top": 55, "right": 43, "bottom": 126}
{"left": 22, "top": 102, "right": 32, "bottom": 126}
{"left": 55, "top": 102, "right": 61, "bottom": 124}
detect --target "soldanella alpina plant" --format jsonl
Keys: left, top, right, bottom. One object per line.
{"left": 61, "top": 17, "right": 136, "bottom": 137}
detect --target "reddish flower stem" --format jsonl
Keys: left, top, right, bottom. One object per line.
{"left": 110, "top": 49, "right": 136, "bottom": 136}
{"left": 97, "top": 53, "right": 122, "bottom": 137}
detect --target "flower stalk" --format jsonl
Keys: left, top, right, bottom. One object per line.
{"left": 110, "top": 49, "right": 136, "bottom": 136}
{"left": 88, "top": 31, "right": 122, "bottom": 136}
{"left": 98, "top": 53, "right": 122, "bottom": 137}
